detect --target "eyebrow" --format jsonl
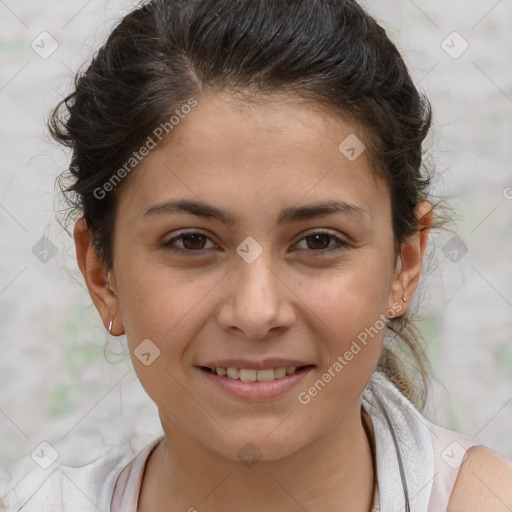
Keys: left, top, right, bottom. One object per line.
{"left": 142, "top": 198, "right": 368, "bottom": 225}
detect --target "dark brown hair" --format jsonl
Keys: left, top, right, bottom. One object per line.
{"left": 49, "top": 0, "right": 451, "bottom": 410}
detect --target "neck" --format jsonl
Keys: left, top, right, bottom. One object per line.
{"left": 139, "top": 401, "right": 376, "bottom": 512}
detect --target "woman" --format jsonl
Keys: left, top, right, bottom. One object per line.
{"left": 5, "top": 0, "right": 512, "bottom": 511}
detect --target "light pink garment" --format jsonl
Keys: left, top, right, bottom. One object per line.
{"left": 426, "top": 422, "right": 480, "bottom": 512}
{"left": 109, "top": 428, "right": 477, "bottom": 512}
{"left": 110, "top": 372, "right": 481, "bottom": 512}
{"left": 367, "top": 421, "right": 479, "bottom": 512}
{"left": 110, "top": 435, "right": 163, "bottom": 512}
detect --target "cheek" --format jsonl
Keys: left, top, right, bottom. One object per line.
{"left": 292, "top": 276, "right": 387, "bottom": 448}
{"left": 306, "top": 255, "right": 392, "bottom": 335}
{"left": 115, "top": 258, "right": 214, "bottom": 357}
{"left": 114, "top": 262, "right": 218, "bottom": 411}
{"left": 294, "top": 272, "right": 388, "bottom": 420}
{"left": 297, "top": 254, "right": 393, "bottom": 394}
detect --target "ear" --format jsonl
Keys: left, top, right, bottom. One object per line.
{"left": 73, "top": 217, "right": 124, "bottom": 335}
{"left": 387, "top": 200, "right": 433, "bottom": 317}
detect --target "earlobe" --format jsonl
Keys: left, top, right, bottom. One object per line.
{"left": 387, "top": 257, "right": 407, "bottom": 318}
{"left": 387, "top": 201, "right": 433, "bottom": 316}
{"left": 73, "top": 218, "right": 124, "bottom": 335}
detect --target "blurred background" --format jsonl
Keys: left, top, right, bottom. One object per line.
{"left": 0, "top": 0, "right": 511, "bottom": 499}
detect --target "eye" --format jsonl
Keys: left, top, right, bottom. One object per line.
{"left": 162, "top": 229, "right": 350, "bottom": 256}
{"left": 292, "top": 230, "right": 350, "bottom": 255}
{"left": 162, "top": 230, "right": 218, "bottom": 254}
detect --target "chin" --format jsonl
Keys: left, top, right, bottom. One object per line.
{"left": 218, "top": 426, "right": 310, "bottom": 463}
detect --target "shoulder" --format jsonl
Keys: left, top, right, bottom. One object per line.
{"left": 447, "top": 445, "right": 512, "bottom": 512}
{"left": 2, "top": 443, "right": 132, "bottom": 512}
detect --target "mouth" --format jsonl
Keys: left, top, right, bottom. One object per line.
{"left": 199, "top": 365, "right": 314, "bottom": 382}
{"left": 196, "top": 364, "right": 316, "bottom": 401}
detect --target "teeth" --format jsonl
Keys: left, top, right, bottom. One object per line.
{"left": 211, "top": 366, "right": 300, "bottom": 381}
{"left": 255, "top": 369, "right": 275, "bottom": 381}
{"left": 239, "top": 369, "right": 257, "bottom": 382}
{"left": 226, "top": 367, "right": 239, "bottom": 379}
{"left": 274, "top": 367, "right": 287, "bottom": 378}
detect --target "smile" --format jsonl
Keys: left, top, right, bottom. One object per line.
{"left": 197, "top": 365, "right": 315, "bottom": 401}
{"left": 202, "top": 366, "right": 301, "bottom": 381}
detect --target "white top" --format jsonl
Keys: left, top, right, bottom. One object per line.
{"left": 1, "top": 371, "right": 480, "bottom": 512}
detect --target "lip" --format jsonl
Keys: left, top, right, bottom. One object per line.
{"left": 197, "top": 364, "right": 315, "bottom": 401}
{"left": 198, "top": 358, "right": 314, "bottom": 371}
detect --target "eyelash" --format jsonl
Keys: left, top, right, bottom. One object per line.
{"left": 162, "top": 229, "right": 350, "bottom": 256}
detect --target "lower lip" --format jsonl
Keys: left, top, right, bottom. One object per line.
{"left": 197, "top": 366, "right": 315, "bottom": 401}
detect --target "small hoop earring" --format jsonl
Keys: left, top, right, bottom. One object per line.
{"left": 104, "top": 318, "right": 125, "bottom": 363}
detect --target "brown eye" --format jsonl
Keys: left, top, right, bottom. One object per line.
{"left": 304, "top": 233, "right": 332, "bottom": 250}
{"left": 292, "top": 230, "right": 350, "bottom": 255}
{"left": 179, "top": 234, "right": 207, "bottom": 250}
{"left": 163, "top": 231, "right": 217, "bottom": 253}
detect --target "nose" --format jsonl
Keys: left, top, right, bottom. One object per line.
{"left": 216, "top": 252, "right": 296, "bottom": 340}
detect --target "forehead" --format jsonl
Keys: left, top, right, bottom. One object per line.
{"left": 116, "top": 91, "right": 390, "bottom": 224}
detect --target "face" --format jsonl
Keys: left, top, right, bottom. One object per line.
{"left": 79, "top": 91, "right": 421, "bottom": 461}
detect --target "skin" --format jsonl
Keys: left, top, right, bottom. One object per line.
{"left": 75, "top": 91, "right": 434, "bottom": 511}
{"left": 447, "top": 445, "right": 512, "bottom": 512}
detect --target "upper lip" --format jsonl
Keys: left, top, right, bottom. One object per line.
{"left": 198, "top": 359, "right": 315, "bottom": 370}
